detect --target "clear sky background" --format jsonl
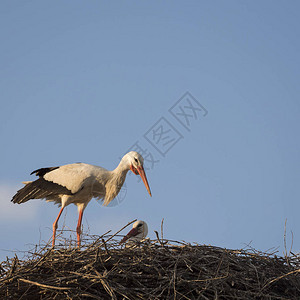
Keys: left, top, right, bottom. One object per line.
{"left": 0, "top": 1, "right": 299, "bottom": 261}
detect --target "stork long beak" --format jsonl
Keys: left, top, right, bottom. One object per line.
{"left": 120, "top": 227, "right": 138, "bottom": 244}
{"left": 137, "top": 166, "right": 152, "bottom": 197}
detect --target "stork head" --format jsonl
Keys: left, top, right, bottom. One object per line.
{"left": 124, "top": 151, "right": 152, "bottom": 197}
{"left": 120, "top": 220, "right": 148, "bottom": 244}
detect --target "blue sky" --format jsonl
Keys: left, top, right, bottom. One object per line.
{"left": 0, "top": 1, "right": 299, "bottom": 260}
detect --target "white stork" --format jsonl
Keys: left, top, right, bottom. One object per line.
{"left": 12, "top": 151, "right": 151, "bottom": 247}
{"left": 120, "top": 220, "right": 148, "bottom": 244}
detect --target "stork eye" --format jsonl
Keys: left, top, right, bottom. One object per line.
{"left": 137, "top": 223, "right": 143, "bottom": 227}
{"left": 134, "top": 158, "right": 138, "bottom": 163}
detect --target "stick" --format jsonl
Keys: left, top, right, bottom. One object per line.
{"left": 19, "top": 278, "right": 71, "bottom": 291}
{"left": 161, "top": 218, "right": 164, "bottom": 242}
{"left": 262, "top": 268, "right": 300, "bottom": 289}
{"left": 104, "top": 219, "right": 137, "bottom": 244}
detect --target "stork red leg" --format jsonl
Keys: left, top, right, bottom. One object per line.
{"left": 76, "top": 208, "right": 84, "bottom": 247}
{"left": 52, "top": 207, "right": 64, "bottom": 247}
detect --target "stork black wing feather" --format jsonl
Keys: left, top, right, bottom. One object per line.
{"left": 11, "top": 178, "right": 73, "bottom": 204}
{"left": 30, "top": 167, "right": 59, "bottom": 177}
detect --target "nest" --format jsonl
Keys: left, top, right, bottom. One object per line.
{"left": 1, "top": 224, "right": 300, "bottom": 299}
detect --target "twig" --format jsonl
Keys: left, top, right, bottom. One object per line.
{"left": 284, "top": 219, "right": 288, "bottom": 261}
{"left": 18, "top": 278, "right": 71, "bottom": 291}
{"left": 86, "top": 230, "right": 112, "bottom": 250}
{"left": 262, "top": 268, "right": 300, "bottom": 289}
{"left": 161, "top": 218, "right": 164, "bottom": 241}
{"left": 102, "top": 239, "right": 110, "bottom": 256}
{"left": 154, "top": 231, "right": 171, "bottom": 253}
{"left": 105, "top": 219, "right": 137, "bottom": 244}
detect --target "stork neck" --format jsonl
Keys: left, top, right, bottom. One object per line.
{"left": 112, "top": 158, "right": 131, "bottom": 176}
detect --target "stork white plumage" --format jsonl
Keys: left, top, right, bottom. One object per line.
{"left": 12, "top": 152, "right": 152, "bottom": 247}
{"left": 120, "top": 220, "right": 148, "bottom": 244}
